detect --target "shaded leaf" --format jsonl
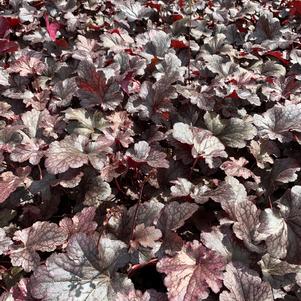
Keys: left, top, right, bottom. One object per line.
{"left": 204, "top": 113, "right": 257, "bottom": 148}
{"left": 84, "top": 176, "right": 112, "bottom": 206}
{"left": 126, "top": 141, "right": 169, "bottom": 168}
{"left": 258, "top": 254, "right": 300, "bottom": 289}
{"left": 157, "top": 201, "right": 198, "bottom": 254}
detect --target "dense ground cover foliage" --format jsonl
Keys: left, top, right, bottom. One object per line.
{"left": 0, "top": 0, "right": 301, "bottom": 300}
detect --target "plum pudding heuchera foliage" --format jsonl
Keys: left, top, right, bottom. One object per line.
{"left": 1, "top": 0, "right": 301, "bottom": 300}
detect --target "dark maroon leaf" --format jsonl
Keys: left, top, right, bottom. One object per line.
{"left": 77, "top": 60, "right": 123, "bottom": 110}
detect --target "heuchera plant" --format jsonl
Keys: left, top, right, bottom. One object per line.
{"left": 0, "top": 0, "right": 301, "bottom": 300}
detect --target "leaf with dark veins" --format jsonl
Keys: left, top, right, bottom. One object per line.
{"left": 215, "top": 177, "right": 263, "bottom": 252}
{"left": 218, "top": 176, "right": 247, "bottom": 220}
{"left": 45, "top": 135, "right": 111, "bottom": 174}
{"left": 84, "top": 176, "right": 112, "bottom": 206}
{"left": 0, "top": 228, "right": 12, "bottom": 255}
{"left": 45, "top": 135, "right": 89, "bottom": 174}
{"left": 172, "top": 122, "right": 227, "bottom": 168}
{"left": 201, "top": 226, "right": 251, "bottom": 265}
{"left": 157, "top": 201, "right": 198, "bottom": 233}
{"left": 220, "top": 157, "right": 260, "bottom": 183}
{"left": 53, "top": 78, "right": 78, "bottom": 107}
{"left": 253, "top": 104, "right": 301, "bottom": 142}
{"left": 258, "top": 254, "right": 300, "bottom": 289}
{"left": 192, "top": 181, "right": 235, "bottom": 205}
{"left": 231, "top": 200, "right": 262, "bottom": 253}
{"left": 270, "top": 158, "right": 300, "bottom": 184}
{"left": 29, "top": 233, "right": 132, "bottom": 301}
{"left": 191, "top": 130, "right": 227, "bottom": 167}
{"left": 10, "top": 137, "right": 45, "bottom": 165}
{"left": 59, "top": 207, "right": 97, "bottom": 239}
{"left": 220, "top": 262, "right": 273, "bottom": 301}
{"left": 257, "top": 186, "right": 301, "bottom": 264}
{"left": 126, "top": 76, "right": 177, "bottom": 123}
{"left": 10, "top": 221, "right": 67, "bottom": 272}
{"left": 157, "top": 241, "right": 225, "bottom": 301}
{"left": 204, "top": 113, "right": 257, "bottom": 148}
{"left": 0, "top": 172, "right": 23, "bottom": 204}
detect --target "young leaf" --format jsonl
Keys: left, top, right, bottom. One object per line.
{"left": 44, "top": 14, "right": 60, "bottom": 41}
{"left": 172, "top": 123, "right": 194, "bottom": 145}
{"left": 220, "top": 157, "right": 260, "bottom": 183}
{"left": 170, "top": 178, "right": 194, "bottom": 198}
{"left": 248, "top": 140, "right": 279, "bottom": 169}
{"left": 130, "top": 224, "right": 162, "bottom": 249}
{"left": 126, "top": 141, "right": 169, "bottom": 168}
{"left": 59, "top": 207, "right": 97, "bottom": 238}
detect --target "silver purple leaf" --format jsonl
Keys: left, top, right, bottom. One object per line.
{"left": 30, "top": 233, "right": 132, "bottom": 300}
{"left": 220, "top": 262, "right": 273, "bottom": 301}
{"left": 157, "top": 241, "right": 225, "bottom": 301}
{"left": 253, "top": 104, "right": 301, "bottom": 142}
{"left": 257, "top": 186, "right": 301, "bottom": 264}
{"left": 10, "top": 221, "right": 67, "bottom": 272}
